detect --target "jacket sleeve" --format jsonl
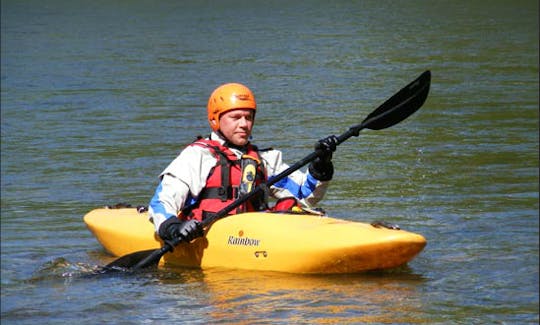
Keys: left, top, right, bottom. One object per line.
{"left": 148, "top": 146, "right": 217, "bottom": 232}
{"left": 260, "top": 149, "right": 330, "bottom": 207}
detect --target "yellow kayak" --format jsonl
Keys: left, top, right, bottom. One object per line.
{"left": 84, "top": 207, "right": 426, "bottom": 274}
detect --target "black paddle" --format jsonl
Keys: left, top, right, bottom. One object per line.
{"left": 97, "top": 70, "right": 431, "bottom": 274}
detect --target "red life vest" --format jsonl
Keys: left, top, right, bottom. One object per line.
{"left": 181, "top": 139, "right": 268, "bottom": 221}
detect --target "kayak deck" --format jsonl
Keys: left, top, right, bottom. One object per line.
{"left": 84, "top": 208, "right": 426, "bottom": 274}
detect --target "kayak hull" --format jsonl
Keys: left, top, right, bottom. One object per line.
{"left": 84, "top": 208, "right": 426, "bottom": 274}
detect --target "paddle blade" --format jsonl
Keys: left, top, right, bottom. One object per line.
{"left": 104, "top": 249, "right": 158, "bottom": 269}
{"left": 131, "top": 246, "right": 171, "bottom": 270}
{"left": 361, "top": 70, "right": 431, "bottom": 130}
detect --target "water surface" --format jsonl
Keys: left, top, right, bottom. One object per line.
{"left": 1, "top": 0, "right": 538, "bottom": 323}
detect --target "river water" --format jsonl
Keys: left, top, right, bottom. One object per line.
{"left": 1, "top": 0, "right": 538, "bottom": 324}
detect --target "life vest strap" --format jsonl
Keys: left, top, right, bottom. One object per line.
{"left": 198, "top": 186, "right": 239, "bottom": 201}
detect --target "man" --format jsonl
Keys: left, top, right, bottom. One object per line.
{"left": 148, "top": 83, "right": 338, "bottom": 245}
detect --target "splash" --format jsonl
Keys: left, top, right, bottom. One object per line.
{"left": 29, "top": 257, "right": 111, "bottom": 282}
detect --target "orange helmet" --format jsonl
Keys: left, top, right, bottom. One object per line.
{"left": 207, "top": 83, "right": 256, "bottom": 131}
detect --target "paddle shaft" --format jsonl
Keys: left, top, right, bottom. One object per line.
{"left": 200, "top": 68, "right": 432, "bottom": 227}
{"left": 107, "top": 70, "right": 431, "bottom": 272}
{"left": 130, "top": 151, "right": 324, "bottom": 269}
{"left": 201, "top": 131, "right": 358, "bottom": 226}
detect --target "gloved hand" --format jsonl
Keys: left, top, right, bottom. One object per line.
{"left": 315, "top": 135, "right": 338, "bottom": 155}
{"left": 158, "top": 217, "right": 203, "bottom": 243}
{"left": 308, "top": 135, "right": 338, "bottom": 181}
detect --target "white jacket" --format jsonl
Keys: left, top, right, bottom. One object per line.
{"left": 148, "top": 132, "right": 330, "bottom": 232}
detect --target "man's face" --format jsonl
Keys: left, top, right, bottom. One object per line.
{"left": 219, "top": 109, "right": 254, "bottom": 146}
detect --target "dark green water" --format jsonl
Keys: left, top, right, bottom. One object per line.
{"left": 2, "top": 0, "right": 538, "bottom": 323}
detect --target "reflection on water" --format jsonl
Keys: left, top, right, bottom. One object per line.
{"left": 154, "top": 266, "right": 429, "bottom": 324}
{"left": 20, "top": 260, "right": 430, "bottom": 323}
